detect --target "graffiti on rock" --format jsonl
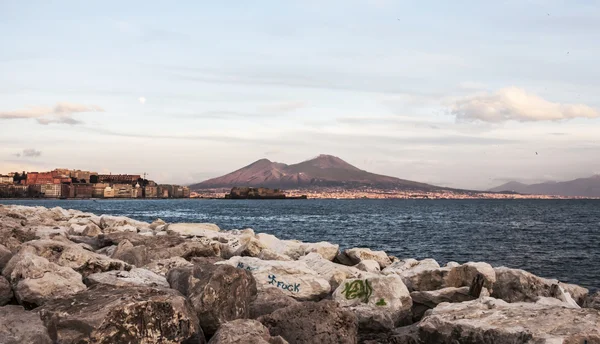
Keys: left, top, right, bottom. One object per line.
{"left": 342, "top": 279, "right": 373, "bottom": 303}
{"left": 236, "top": 262, "right": 257, "bottom": 271}
{"left": 268, "top": 274, "right": 300, "bottom": 293}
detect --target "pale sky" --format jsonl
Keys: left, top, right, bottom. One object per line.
{"left": 1, "top": 0, "right": 600, "bottom": 190}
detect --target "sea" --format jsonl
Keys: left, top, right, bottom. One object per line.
{"left": 2, "top": 199, "right": 599, "bottom": 291}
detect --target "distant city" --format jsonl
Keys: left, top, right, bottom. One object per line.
{"left": 0, "top": 169, "right": 190, "bottom": 199}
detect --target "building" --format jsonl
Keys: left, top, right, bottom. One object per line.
{"left": 158, "top": 185, "right": 170, "bottom": 198}
{"left": 62, "top": 184, "right": 75, "bottom": 198}
{"left": 183, "top": 186, "right": 190, "bottom": 198}
{"left": 74, "top": 184, "right": 93, "bottom": 198}
{"left": 113, "top": 184, "right": 133, "bottom": 198}
{"left": 131, "top": 185, "right": 143, "bottom": 198}
{"left": 144, "top": 186, "right": 158, "bottom": 198}
{"left": 103, "top": 186, "right": 115, "bottom": 198}
{"left": 0, "top": 185, "right": 28, "bottom": 198}
{"left": 98, "top": 174, "right": 141, "bottom": 184}
{"left": 41, "top": 184, "right": 62, "bottom": 198}
{"left": 92, "top": 183, "right": 109, "bottom": 198}
{"left": 0, "top": 175, "right": 13, "bottom": 184}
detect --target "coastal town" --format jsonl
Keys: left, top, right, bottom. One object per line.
{"left": 0, "top": 169, "right": 190, "bottom": 199}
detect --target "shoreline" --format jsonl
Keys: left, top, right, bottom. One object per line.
{"left": 0, "top": 204, "right": 599, "bottom": 343}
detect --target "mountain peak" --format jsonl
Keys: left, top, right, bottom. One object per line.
{"left": 301, "top": 154, "right": 358, "bottom": 170}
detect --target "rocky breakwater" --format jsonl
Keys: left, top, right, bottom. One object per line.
{"left": 0, "top": 204, "right": 598, "bottom": 344}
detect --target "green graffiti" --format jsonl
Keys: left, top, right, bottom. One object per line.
{"left": 341, "top": 279, "right": 373, "bottom": 303}
{"left": 376, "top": 298, "right": 387, "bottom": 306}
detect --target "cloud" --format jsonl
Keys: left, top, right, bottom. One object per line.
{"left": 259, "top": 101, "right": 307, "bottom": 113}
{"left": 451, "top": 87, "right": 600, "bottom": 122}
{"left": 0, "top": 102, "right": 104, "bottom": 125}
{"left": 21, "top": 149, "right": 42, "bottom": 158}
{"left": 139, "top": 97, "right": 146, "bottom": 104}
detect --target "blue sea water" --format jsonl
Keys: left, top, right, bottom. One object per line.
{"left": 2, "top": 199, "right": 599, "bottom": 291}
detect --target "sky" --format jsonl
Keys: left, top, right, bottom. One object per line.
{"left": 1, "top": 0, "right": 600, "bottom": 190}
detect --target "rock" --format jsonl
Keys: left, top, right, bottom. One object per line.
{"left": 445, "top": 262, "right": 496, "bottom": 291}
{"left": 299, "top": 252, "right": 362, "bottom": 290}
{"left": 359, "top": 324, "right": 421, "bottom": 344}
{"left": 491, "top": 266, "right": 553, "bottom": 302}
{"left": 410, "top": 286, "right": 476, "bottom": 321}
{"left": 302, "top": 242, "right": 339, "bottom": 261}
{"left": 354, "top": 260, "right": 381, "bottom": 273}
{"left": 149, "top": 218, "right": 167, "bottom": 230}
{"left": 258, "top": 300, "right": 358, "bottom": 344}
{"left": 559, "top": 282, "right": 589, "bottom": 306}
{"left": 68, "top": 223, "right": 87, "bottom": 236}
{"left": 0, "top": 305, "right": 52, "bottom": 344}
{"left": 216, "top": 256, "right": 331, "bottom": 301}
{"left": 249, "top": 287, "right": 299, "bottom": 319}
{"left": 0, "top": 244, "right": 12, "bottom": 271}
{"left": 3, "top": 251, "right": 86, "bottom": 308}
{"left": 67, "top": 235, "right": 101, "bottom": 250}
{"left": 99, "top": 215, "right": 150, "bottom": 233}
{"left": 445, "top": 261, "right": 460, "bottom": 268}
{"left": 85, "top": 268, "right": 169, "bottom": 288}
{"left": 39, "top": 284, "right": 204, "bottom": 344}
{"left": 418, "top": 297, "right": 600, "bottom": 343}
{"left": 81, "top": 223, "right": 102, "bottom": 237}
{"left": 143, "top": 257, "right": 193, "bottom": 277}
{"left": 344, "top": 248, "right": 392, "bottom": 269}
{"left": 208, "top": 319, "right": 288, "bottom": 344}
{"left": 20, "top": 239, "right": 132, "bottom": 277}
{"left": 332, "top": 274, "right": 412, "bottom": 331}
{"left": 384, "top": 258, "right": 449, "bottom": 292}
{"left": 584, "top": 291, "right": 600, "bottom": 310}
{"left": 0, "top": 276, "right": 12, "bottom": 306}
{"left": 254, "top": 234, "right": 339, "bottom": 261}
{"left": 167, "top": 222, "right": 221, "bottom": 236}
{"left": 167, "top": 263, "right": 257, "bottom": 336}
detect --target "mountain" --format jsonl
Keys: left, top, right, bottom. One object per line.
{"left": 489, "top": 175, "right": 600, "bottom": 197}
{"left": 190, "top": 154, "right": 438, "bottom": 190}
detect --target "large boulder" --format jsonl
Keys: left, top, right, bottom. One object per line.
{"left": 410, "top": 286, "right": 477, "bottom": 321}
{"left": 3, "top": 251, "right": 86, "bottom": 308}
{"left": 383, "top": 258, "right": 448, "bottom": 292}
{"left": 258, "top": 300, "right": 358, "bottom": 344}
{"left": 584, "top": 291, "right": 600, "bottom": 310}
{"left": 444, "top": 262, "right": 496, "bottom": 291}
{"left": 216, "top": 256, "right": 331, "bottom": 301}
{"left": 85, "top": 268, "right": 169, "bottom": 288}
{"left": 343, "top": 248, "right": 392, "bottom": 269}
{"left": 19, "top": 239, "right": 132, "bottom": 277}
{"left": 0, "top": 305, "right": 52, "bottom": 344}
{"left": 143, "top": 257, "right": 194, "bottom": 277}
{"left": 492, "top": 266, "right": 554, "bottom": 303}
{"left": 38, "top": 285, "right": 204, "bottom": 344}
{"left": 249, "top": 287, "right": 299, "bottom": 319}
{"left": 99, "top": 215, "right": 151, "bottom": 233}
{"left": 167, "top": 263, "right": 257, "bottom": 336}
{"left": 255, "top": 234, "right": 339, "bottom": 261}
{"left": 332, "top": 274, "right": 412, "bottom": 331}
{"left": 0, "top": 244, "right": 13, "bottom": 271}
{"left": 208, "top": 319, "right": 288, "bottom": 344}
{"left": 167, "top": 222, "right": 220, "bottom": 236}
{"left": 418, "top": 297, "right": 600, "bottom": 343}
{"left": 0, "top": 276, "right": 12, "bottom": 306}
{"left": 299, "top": 252, "right": 362, "bottom": 290}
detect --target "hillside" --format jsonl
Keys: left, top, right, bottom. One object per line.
{"left": 190, "top": 154, "right": 438, "bottom": 190}
{"left": 490, "top": 175, "right": 600, "bottom": 197}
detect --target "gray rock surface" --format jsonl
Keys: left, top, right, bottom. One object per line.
{"left": 167, "top": 263, "right": 257, "bottom": 336}
{"left": 258, "top": 300, "right": 358, "bottom": 344}
{"left": 208, "top": 319, "right": 288, "bottom": 344}
{"left": 143, "top": 256, "right": 194, "bottom": 276}
{"left": 0, "top": 244, "right": 13, "bottom": 271}
{"left": 0, "top": 305, "right": 52, "bottom": 344}
{"left": 584, "top": 291, "right": 600, "bottom": 310}
{"left": 85, "top": 268, "right": 169, "bottom": 288}
{"left": 410, "top": 286, "right": 476, "bottom": 321}
{"left": 344, "top": 248, "right": 392, "bottom": 269}
{"left": 0, "top": 276, "right": 12, "bottom": 306}
{"left": 249, "top": 287, "right": 299, "bottom": 319}
{"left": 39, "top": 284, "right": 204, "bottom": 344}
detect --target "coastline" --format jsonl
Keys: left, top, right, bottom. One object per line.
{"left": 0, "top": 204, "right": 598, "bottom": 343}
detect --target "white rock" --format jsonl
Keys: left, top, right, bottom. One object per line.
{"left": 143, "top": 257, "right": 193, "bottom": 277}
{"left": 354, "top": 260, "right": 381, "bottom": 273}
{"left": 85, "top": 268, "right": 169, "bottom": 288}
{"left": 299, "top": 253, "right": 362, "bottom": 290}
{"left": 344, "top": 248, "right": 392, "bottom": 269}
{"left": 445, "top": 262, "right": 496, "bottom": 290}
{"left": 383, "top": 258, "right": 447, "bottom": 292}
{"left": 99, "top": 215, "right": 150, "bottom": 232}
{"left": 167, "top": 223, "right": 221, "bottom": 236}
{"left": 216, "top": 256, "right": 330, "bottom": 301}
{"left": 333, "top": 274, "right": 412, "bottom": 330}
{"left": 68, "top": 224, "right": 87, "bottom": 235}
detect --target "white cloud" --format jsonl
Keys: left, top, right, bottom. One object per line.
{"left": 259, "top": 101, "right": 307, "bottom": 113}
{"left": 22, "top": 148, "right": 42, "bottom": 157}
{"left": 139, "top": 97, "right": 146, "bottom": 104}
{"left": 0, "top": 102, "right": 104, "bottom": 125}
{"left": 451, "top": 87, "right": 600, "bottom": 122}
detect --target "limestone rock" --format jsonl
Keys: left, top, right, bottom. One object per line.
{"left": 584, "top": 291, "right": 600, "bottom": 310}
{"left": 254, "top": 234, "right": 338, "bottom": 261}
{"left": 216, "top": 256, "right": 331, "bottom": 301}
{"left": 81, "top": 223, "right": 102, "bottom": 237}
{"left": 3, "top": 251, "right": 86, "bottom": 308}
{"left": 491, "top": 266, "right": 554, "bottom": 302}
{"left": 354, "top": 260, "right": 381, "bottom": 273}
{"left": 0, "top": 244, "right": 12, "bottom": 271}
{"left": 0, "top": 305, "right": 52, "bottom": 344}
{"left": 20, "top": 239, "right": 132, "bottom": 277}
{"left": 384, "top": 258, "right": 449, "bottom": 292}
{"left": 167, "top": 222, "right": 220, "bottom": 236}
{"left": 418, "top": 297, "right": 600, "bottom": 343}
{"left": 143, "top": 257, "right": 193, "bottom": 277}
{"left": 85, "top": 268, "right": 169, "bottom": 288}
{"left": 559, "top": 282, "right": 589, "bottom": 306}
{"left": 259, "top": 300, "right": 358, "bottom": 344}
{"left": 149, "top": 218, "right": 167, "bottom": 230}
{"left": 39, "top": 284, "right": 204, "bottom": 344}
{"left": 0, "top": 276, "right": 12, "bottom": 306}
{"left": 445, "top": 262, "right": 496, "bottom": 290}
{"left": 249, "top": 287, "right": 299, "bottom": 319}
{"left": 302, "top": 242, "right": 339, "bottom": 261}
{"left": 299, "top": 252, "right": 362, "bottom": 290}
{"left": 344, "top": 248, "right": 392, "bottom": 269}
{"left": 99, "top": 215, "right": 150, "bottom": 233}
{"left": 208, "top": 319, "right": 289, "bottom": 344}
{"left": 333, "top": 274, "right": 412, "bottom": 331}
{"left": 167, "top": 263, "right": 257, "bottom": 336}
{"left": 410, "top": 286, "right": 476, "bottom": 321}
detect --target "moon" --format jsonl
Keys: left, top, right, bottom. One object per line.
{"left": 139, "top": 97, "right": 146, "bottom": 104}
